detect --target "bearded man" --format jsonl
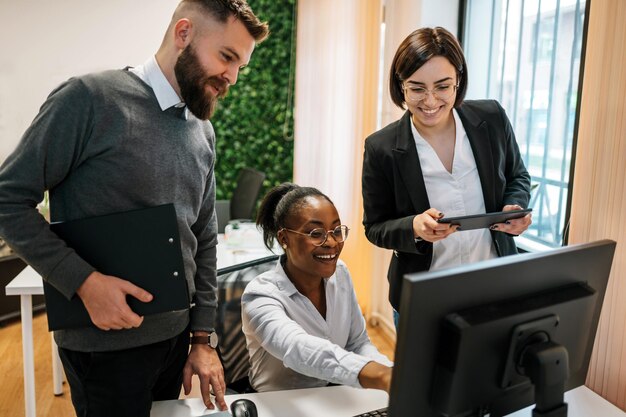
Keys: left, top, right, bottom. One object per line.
{"left": 0, "top": 1, "right": 268, "bottom": 416}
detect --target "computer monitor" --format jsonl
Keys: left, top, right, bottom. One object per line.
{"left": 389, "top": 239, "right": 616, "bottom": 417}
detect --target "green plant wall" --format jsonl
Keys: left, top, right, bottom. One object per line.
{"left": 212, "top": 0, "right": 296, "bottom": 201}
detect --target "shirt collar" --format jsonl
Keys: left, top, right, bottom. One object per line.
{"left": 410, "top": 108, "right": 466, "bottom": 143}
{"left": 130, "top": 56, "right": 187, "bottom": 113}
{"left": 451, "top": 108, "right": 467, "bottom": 139}
{"left": 273, "top": 255, "right": 334, "bottom": 296}
{"left": 273, "top": 256, "right": 299, "bottom": 296}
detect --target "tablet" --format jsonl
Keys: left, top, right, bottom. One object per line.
{"left": 436, "top": 208, "right": 532, "bottom": 231}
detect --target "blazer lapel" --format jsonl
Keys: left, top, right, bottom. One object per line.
{"left": 393, "top": 111, "right": 431, "bottom": 212}
{"left": 457, "top": 106, "right": 498, "bottom": 212}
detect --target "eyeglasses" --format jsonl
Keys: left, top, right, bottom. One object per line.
{"left": 402, "top": 83, "right": 458, "bottom": 102}
{"left": 280, "top": 225, "right": 349, "bottom": 247}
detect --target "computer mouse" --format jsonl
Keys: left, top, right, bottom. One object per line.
{"left": 230, "top": 398, "right": 258, "bottom": 417}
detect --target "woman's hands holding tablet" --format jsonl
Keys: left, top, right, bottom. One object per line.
{"left": 412, "top": 208, "right": 459, "bottom": 243}
{"left": 413, "top": 205, "right": 532, "bottom": 242}
{"left": 490, "top": 204, "right": 533, "bottom": 236}
{"left": 435, "top": 205, "right": 532, "bottom": 235}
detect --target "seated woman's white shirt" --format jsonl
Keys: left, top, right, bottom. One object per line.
{"left": 241, "top": 259, "right": 393, "bottom": 392}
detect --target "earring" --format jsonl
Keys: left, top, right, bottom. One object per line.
{"left": 282, "top": 243, "right": 287, "bottom": 249}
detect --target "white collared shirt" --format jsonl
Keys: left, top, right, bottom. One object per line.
{"left": 241, "top": 259, "right": 393, "bottom": 392}
{"left": 129, "top": 56, "right": 189, "bottom": 119}
{"left": 411, "top": 109, "right": 498, "bottom": 270}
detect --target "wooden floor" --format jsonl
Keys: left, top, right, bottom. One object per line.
{"left": 0, "top": 313, "right": 75, "bottom": 417}
{"left": 0, "top": 312, "right": 395, "bottom": 417}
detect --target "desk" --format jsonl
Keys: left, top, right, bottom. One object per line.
{"left": 508, "top": 385, "right": 626, "bottom": 417}
{"left": 152, "top": 385, "right": 389, "bottom": 417}
{"left": 151, "top": 385, "right": 626, "bottom": 417}
{"left": 5, "top": 265, "right": 62, "bottom": 417}
{"left": 5, "top": 235, "right": 277, "bottom": 417}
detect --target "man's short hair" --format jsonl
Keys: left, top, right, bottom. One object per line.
{"left": 182, "top": 0, "right": 269, "bottom": 42}
{"left": 389, "top": 27, "right": 468, "bottom": 109}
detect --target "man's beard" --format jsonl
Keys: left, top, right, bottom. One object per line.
{"left": 174, "top": 44, "right": 229, "bottom": 120}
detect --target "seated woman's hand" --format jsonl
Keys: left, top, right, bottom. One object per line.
{"left": 490, "top": 204, "right": 533, "bottom": 236}
{"left": 358, "top": 361, "right": 393, "bottom": 393}
{"left": 412, "top": 208, "right": 457, "bottom": 243}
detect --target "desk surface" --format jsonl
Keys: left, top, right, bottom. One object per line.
{"left": 5, "top": 264, "right": 42, "bottom": 296}
{"left": 151, "top": 385, "right": 389, "bottom": 417}
{"left": 151, "top": 385, "right": 625, "bottom": 417}
{"left": 508, "top": 385, "right": 625, "bottom": 416}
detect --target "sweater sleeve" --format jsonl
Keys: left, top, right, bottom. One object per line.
{"left": 0, "top": 78, "right": 97, "bottom": 299}
{"left": 189, "top": 130, "right": 218, "bottom": 331}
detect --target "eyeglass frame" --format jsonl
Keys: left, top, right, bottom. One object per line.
{"left": 402, "top": 82, "right": 459, "bottom": 103}
{"left": 279, "top": 225, "right": 350, "bottom": 247}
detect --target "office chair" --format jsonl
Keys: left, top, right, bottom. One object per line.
{"left": 216, "top": 257, "right": 277, "bottom": 394}
{"left": 216, "top": 167, "right": 266, "bottom": 233}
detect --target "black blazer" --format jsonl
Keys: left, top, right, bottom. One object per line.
{"left": 362, "top": 100, "right": 531, "bottom": 310}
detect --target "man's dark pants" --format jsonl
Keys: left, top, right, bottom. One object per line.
{"left": 58, "top": 330, "right": 190, "bottom": 417}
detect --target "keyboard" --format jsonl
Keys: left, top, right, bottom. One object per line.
{"left": 352, "top": 407, "right": 388, "bottom": 416}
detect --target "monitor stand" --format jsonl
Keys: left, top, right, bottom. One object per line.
{"left": 519, "top": 340, "right": 569, "bottom": 417}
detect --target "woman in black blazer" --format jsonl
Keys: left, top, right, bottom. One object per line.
{"left": 362, "top": 27, "right": 532, "bottom": 317}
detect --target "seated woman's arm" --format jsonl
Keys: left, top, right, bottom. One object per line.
{"left": 242, "top": 293, "right": 391, "bottom": 390}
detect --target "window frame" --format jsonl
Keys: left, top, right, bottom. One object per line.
{"left": 458, "top": 0, "right": 592, "bottom": 250}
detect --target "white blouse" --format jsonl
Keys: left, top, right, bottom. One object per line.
{"left": 411, "top": 109, "right": 498, "bottom": 270}
{"left": 242, "top": 259, "right": 393, "bottom": 392}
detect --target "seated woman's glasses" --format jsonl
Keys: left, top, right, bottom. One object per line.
{"left": 281, "top": 225, "right": 349, "bottom": 247}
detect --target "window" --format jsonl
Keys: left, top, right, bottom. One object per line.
{"left": 462, "top": 0, "right": 587, "bottom": 249}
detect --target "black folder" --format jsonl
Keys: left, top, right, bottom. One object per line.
{"left": 45, "top": 204, "right": 189, "bottom": 331}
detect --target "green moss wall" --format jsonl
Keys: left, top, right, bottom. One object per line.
{"left": 212, "top": 0, "right": 296, "bottom": 201}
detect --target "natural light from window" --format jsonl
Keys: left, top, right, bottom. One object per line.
{"left": 463, "top": 0, "right": 587, "bottom": 249}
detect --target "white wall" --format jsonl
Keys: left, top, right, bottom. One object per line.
{"left": 380, "top": 0, "right": 460, "bottom": 127}
{"left": 0, "top": 0, "right": 178, "bottom": 163}
{"left": 418, "top": 0, "right": 460, "bottom": 36}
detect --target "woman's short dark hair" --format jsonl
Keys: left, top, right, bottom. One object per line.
{"left": 256, "top": 183, "right": 334, "bottom": 251}
{"left": 389, "top": 27, "right": 468, "bottom": 109}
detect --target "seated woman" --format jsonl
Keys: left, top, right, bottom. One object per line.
{"left": 241, "top": 183, "right": 393, "bottom": 392}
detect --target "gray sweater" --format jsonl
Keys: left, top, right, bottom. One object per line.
{"left": 0, "top": 69, "right": 218, "bottom": 351}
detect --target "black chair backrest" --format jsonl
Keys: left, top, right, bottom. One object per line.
{"left": 230, "top": 168, "right": 265, "bottom": 221}
{"left": 216, "top": 256, "right": 277, "bottom": 389}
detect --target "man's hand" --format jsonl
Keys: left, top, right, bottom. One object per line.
{"left": 183, "top": 342, "right": 227, "bottom": 411}
{"left": 76, "top": 271, "right": 153, "bottom": 331}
